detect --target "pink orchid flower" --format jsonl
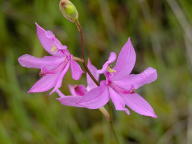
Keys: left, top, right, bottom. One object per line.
{"left": 18, "top": 23, "right": 83, "bottom": 94}
{"left": 58, "top": 38, "right": 157, "bottom": 118}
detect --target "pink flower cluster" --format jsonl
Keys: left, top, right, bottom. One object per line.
{"left": 18, "top": 24, "right": 158, "bottom": 118}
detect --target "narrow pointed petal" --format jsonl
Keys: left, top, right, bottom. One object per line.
{"left": 123, "top": 93, "right": 157, "bottom": 118}
{"left": 97, "top": 52, "right": 116, "bottom": 74}
{"left": 109, "top": 87, "right": 130, "bottom": 114}
{"left": 78, "top": 84, "right": 109, "bottom": 109}
{"left": 113, "top": 38, "right": 136, "bottom": 80}
{"left": 69, "top": 85, "right": 87, "bottom": 96}
{"left": 128, "top": 67, "right": 157, "bottom": 89}
{"left": 50, "top": 63, "right": 70, "bottom": 94}
{"left": 70, "top": 60, "right": 83, "bottom": 80}
{"left": 28, "top": 74, "right": 58, "bottom": 93}
{"left": 113, "top": 67, "right": 157, "bottom": 91}
{"left": 86, "top": 60, "right": 99, "bottom": 91}
{"left": 36, "top": 23, "right": 67, "bottom": 56}
{"left": 18, "top": 54, "right": 64, "bottom": 69}
{"left": 56, "top": 89, "right": 84, "bottom": 107}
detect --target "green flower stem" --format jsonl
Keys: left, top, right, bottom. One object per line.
{"left": 74, "top": 20, "right": 100, "bottom": 86}
{"left": 108, "top": 102, "right": 120, "bottom": 143}
{"left": 74, "top": 20, "right": 120, "bottom": 144}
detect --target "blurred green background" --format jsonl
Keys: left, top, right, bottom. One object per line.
{"left": 0, "top": 0, "right": 192, "bottom": 143}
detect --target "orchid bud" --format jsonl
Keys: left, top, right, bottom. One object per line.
{"left": 59, "top": 0, "right": 79, "bottom": 23}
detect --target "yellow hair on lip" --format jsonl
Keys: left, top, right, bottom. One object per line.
{"left": 107, "top": 67, "right": 116, "bottom": 73}
{"left": 51, "top": 45, "right": 57, "bottom": 53}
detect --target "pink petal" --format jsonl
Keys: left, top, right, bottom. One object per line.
{"left": 28, "top": 62, "right": 68, "bottom": 93}
{"left": 70, "top": 60, "right": 83, "bottom": 80}
{"left": 56, "top": 89, "right": 84, "bottom": 107}
{"left": 109, "top": 87, "right": 130, "bottom": 114}
{"left": 112, "top": 38, "right": 136, "bottom": 80}
{"left": 36, "top": 23, "right": 67, "bottom": 56}
{"left": 49, "top": 63, "right": 70, "bottom": 94}
{"left": 18, "top": 54, "right": 64, "bottom": 69}
{"left": 86, "top": 60, "right": 99, "bottom": 91}
{"left": 69, "top": 85, "right": 87, "bottom": 96}
{"left": 78, "top": 84, "right": 109, "bottom": 109}
{"left": 123, "top": 93, "right": 157, "bottom": 118}
{"left": 28, "top": 74, "right": 59, "bottom": 93}
{"left": 113, "top": 67, "right": 157, "bottom": 91}
{"left": 97, "top": 52, "right": 116, "bottom": 74}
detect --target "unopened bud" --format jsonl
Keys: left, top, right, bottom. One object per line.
{"left": 59, "top": 0, "right": 79, "bottom": 23}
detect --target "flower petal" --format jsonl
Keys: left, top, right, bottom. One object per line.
{"left": 18, "top": 54, "right": 64, "bottom": 69}
{"left": 36, "top": 23, "right": 67, "bottom": 56}
{"left": 69, "top": 85, "right": 87, "bottom": 96}
{"left": 109, "top": 87, "right": 130, "bottom": 114}
{"left": 78, "top": 84, "right": 109, "bottom": 109}
{"left": 112, "top": 38, "right": 136, "bottom": 80}
{"left": 123, "top": 93, "right": 157, "bottom": 118}
{"left": 86, "top": 60, "right": 99, "bottom": 91}
{"left": 28, "top": 74, "right": 59, "bottom": 93}
{"left": 113, "top": 67, "right": 157, "bottom": 91}
{"left": 97, "top": 52, "right": 116, "bottom": 74}
{"left": 56, "top": 89, "right": 84, "bottom": 107}
{"left": 49, "top": 63, "right": 70, "bottom": 94}
{"left": 70, "top": 60, "right": 83, "bottom": 80}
